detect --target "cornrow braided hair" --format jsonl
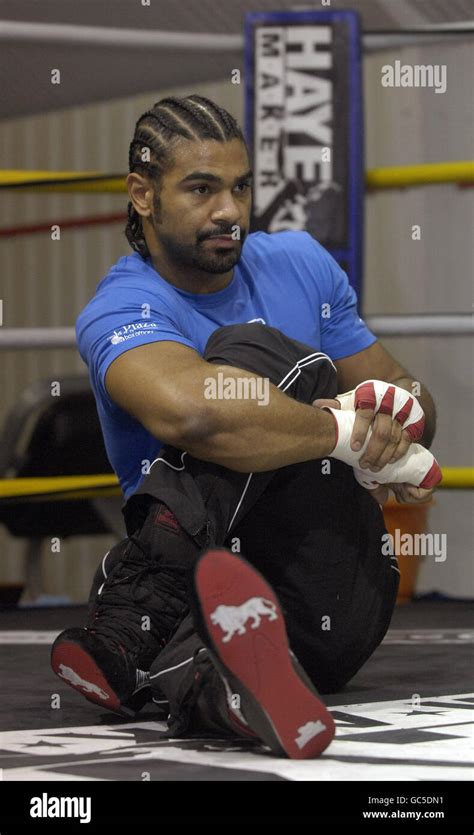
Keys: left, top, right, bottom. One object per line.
{"left": 125, "top": 95, "right": 246, "bottom": 258}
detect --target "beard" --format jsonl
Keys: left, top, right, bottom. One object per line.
{"left": 158, "top": 232, "right": 244, "bottom": 274}
{"left": 151, "top": 196, "right": 246, "bottom": 275}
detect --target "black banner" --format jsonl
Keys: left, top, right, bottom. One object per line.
{"left": 245, "top": 10, "right": 364, "bottom": 299}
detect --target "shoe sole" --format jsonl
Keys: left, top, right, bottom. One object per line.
{"left": 51, "top": 639, "right": 136, "bottom": 717}
{"left": 192, "top": 549, "right": 336, "bottom": 759}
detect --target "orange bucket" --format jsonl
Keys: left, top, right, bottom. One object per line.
{"left": 382, "top": 499, "right": 433, "bottom": 603}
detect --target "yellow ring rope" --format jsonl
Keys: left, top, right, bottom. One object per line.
{"left": 0, "top": 467, "right": 472, "bottom": 500}
{"left": 0, "top": 161, "right": 473, "bottom": 193}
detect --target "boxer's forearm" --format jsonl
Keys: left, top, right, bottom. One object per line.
{"left": 182, "top": 381, "right": 337, "bottom": 472}
{"left": 391, "top": 376, "right": 436, "bottom": 448}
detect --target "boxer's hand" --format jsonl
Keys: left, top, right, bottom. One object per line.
{"left": 352, "top": 443, "right": 441, "bottom": 490}
{"left": 312, "top": 397, "right": 440, "bottom": 494}
{"left": 334, "top": 380, "right": 425, "bottom": 472}
{"left": 316, "top": 404, "right": 441, "bottom": 490}
{"left": 367, "top": 483, "right": 435, "bottom": 506}
{"left": 391, "top": 483, "right": 435, "bottom": 505}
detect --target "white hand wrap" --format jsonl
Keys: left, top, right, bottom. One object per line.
{"left": 336, "top": 379, "right": 425, "bottom": 442}
{"left": 327, "top": 408, "right": 441, "bottom": 490}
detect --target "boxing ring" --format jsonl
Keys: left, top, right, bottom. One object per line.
{"left": 0, "top": 7, "right": 472, "bottom": 803}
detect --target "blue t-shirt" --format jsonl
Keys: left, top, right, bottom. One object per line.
{"left": 77, "top": 230, "right": 376, "bottom": 500}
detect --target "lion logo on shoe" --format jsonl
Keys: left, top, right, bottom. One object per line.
{"left": 210, "top": 597, "right": 278, "bottom": 643}
{"left": 295, "top": 720, "right": 327, "bottom": 749}
{"left": 57, "top": 664, "right": 109, "bottom": 700}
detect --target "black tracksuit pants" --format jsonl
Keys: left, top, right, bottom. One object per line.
{"left": 119, "top": 324, "right": 400, "bottom": 734}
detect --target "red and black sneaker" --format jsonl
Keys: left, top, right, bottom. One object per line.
{"left": 51, "top": 524, "right": 191, "bottom": 717}
{"left": 190, "top": 548, "right": 336, "bottom": 759}
{"left": 51, "top": 627, "right": 152, "bottom": 717}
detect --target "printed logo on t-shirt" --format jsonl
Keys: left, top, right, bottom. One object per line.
{"left": 109, "top": 323, "right": 159, "bottom": 345}
{"left": 247, "top": 317, "right": 266, "bottom": 325}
